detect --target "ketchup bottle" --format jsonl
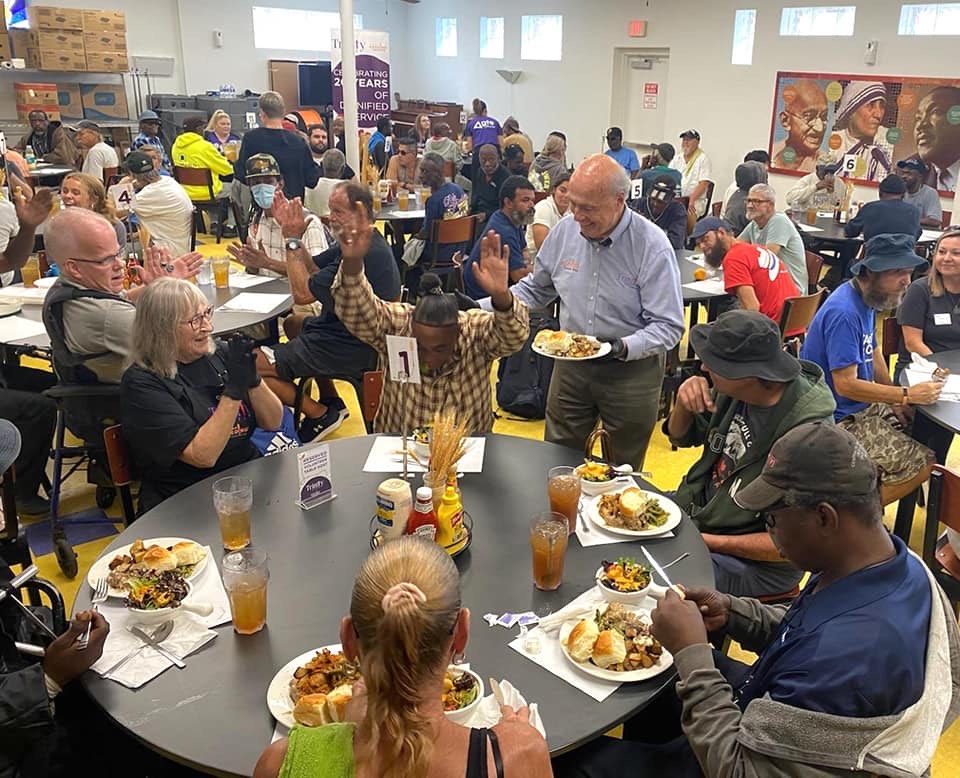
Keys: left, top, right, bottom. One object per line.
{"left": 406, "top": 486, "right": 438, "bottom": 542}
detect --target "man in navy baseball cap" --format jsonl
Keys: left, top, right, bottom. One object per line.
{"left": 896, "top": 158, "right": 944, "bottom": 228}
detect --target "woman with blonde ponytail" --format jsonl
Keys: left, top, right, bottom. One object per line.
{"left": 255, "top": 537, "right": 552, "bottom": 778}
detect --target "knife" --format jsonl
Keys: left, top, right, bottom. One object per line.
{"left": 641, "top": 545, "right": 674, "bottom": 589}
{"left": 128, "top": 625, "right": 186, "bottom": 669}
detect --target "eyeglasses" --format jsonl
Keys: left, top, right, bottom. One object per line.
{"left": 785, "top": 111, "right": 827, "bottom": 131}
{"left": 68, "top": 251, "right": 124, "bottom": 266}
{"left": 745, "top": 198, "right": 773, "bottom": 205}
{"left": 182, "top": 305, "right": 214, "bottom": 331}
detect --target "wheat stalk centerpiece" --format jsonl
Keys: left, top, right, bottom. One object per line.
{"left": 427, "top": 409, "right": 469, "bottom": 484}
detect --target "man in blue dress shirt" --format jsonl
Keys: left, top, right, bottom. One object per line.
{"left": 486, "top": 154, "right": 685, "bottom": 467}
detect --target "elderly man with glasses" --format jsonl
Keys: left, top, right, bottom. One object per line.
{"left": 42, "top": 208, "right": 201, "bottom": 383}
{"left": 738, "top": 183, "right": 808, "bottom": 291}
{"left": 772, "top": 79, "right": 829, "bottom": 173}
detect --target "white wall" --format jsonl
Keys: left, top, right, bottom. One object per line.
{"left": 400, "top": 0, "right": 959, "bottom": 211}
{"left": 176, "top": 0, "right": 410, "bottom": 97}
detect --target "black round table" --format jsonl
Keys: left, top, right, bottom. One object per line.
{"left": 676, "top": 249, "right": 731, "bottom": 358}
{"left": 906, "top": 350, "right": 960, "bottom": 435}
{"left": 0, "top": 277, "right": 293, "bottom": 351}
{"left": 76, "top": 434, "right": 714, "bottom": 777}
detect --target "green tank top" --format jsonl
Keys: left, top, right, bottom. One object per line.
{"left": 278, "top": 723, "right": 356, "bottom": 778}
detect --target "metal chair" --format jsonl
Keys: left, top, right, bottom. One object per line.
{"left": 923, "top": 465, "right": 960, "bottom": 614}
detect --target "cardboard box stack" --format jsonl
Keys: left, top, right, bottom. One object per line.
{"left": 15, "top": 82, "right": 61, "bottom": 121}
{"left": 10, "top": 6, "right": 128, "bottom": 72}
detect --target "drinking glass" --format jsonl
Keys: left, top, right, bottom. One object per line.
{"left": 397, "top": 190, "right": 409, "bottom": 211}
{"left": 21, "top": 256, "right": 40, "bottom": 288}
{"left": 212, "top": 257, "right": 230, "bottom": 288}
{"left": 547, "top": 466, "right": 581, "bottom": 535}
{"left": 213, "top": 476, "right": 252, "bottom": 550}
{"left": 222, "top": 548, "right": 269, "bottom": 634}
{"left": 196, "top": 259, "right": 213, "bottom": 285}
{"left": 530, "top": 512, "right": 568, "bottom": 591}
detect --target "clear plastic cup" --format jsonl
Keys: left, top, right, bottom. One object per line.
{"left": 530, "top": 512, "right": 568, "bottom": 591}
{"left": 213, "top": 476, "right": 252, "bottom": 550}
{"left": 222, "top": 548, "right": 268, "bottom": 634}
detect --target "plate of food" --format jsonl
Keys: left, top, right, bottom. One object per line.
{"left": 559, "top": 603, "right": 672, "bottom": 683}
{"left": 267, "top": 645, "right": 482, "bottom": 728}
{"left": 86, "top": 537, "right": 209, "bottom": 598}
{"left": 584, "top": 487, "right": 681, "bottom": 537}
{"left": 532, "top": 330, "right": 611, "bottom": 361}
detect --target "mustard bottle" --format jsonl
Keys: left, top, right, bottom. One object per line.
{"left": 436, "top": 471, "right": 464, "bottom": 551}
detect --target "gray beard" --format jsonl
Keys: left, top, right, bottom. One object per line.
{"left": 861, "top": 287, "right": 904, "bottom": 311}
{"left": 509, "top": 209, "right": 534, "bottom": 227}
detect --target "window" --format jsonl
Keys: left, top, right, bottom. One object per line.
{"left": 436, "top": 17, "right": 458, "bottom": 57}
{"left": 899, "top": 3, "right": 960, "bottom": 34}
{"left": 480, "top": 16, "right": 504, "bottom": 59}
{"left": 521, "top": 14, "right": 563, "bottom": 61}
{"left": 251, "top": 8, "right": 362, "bottom": 51}
{"left": 779, "top": 6, "right": 856, "bottom": 36}
{"left": 731, "top": 9, "right": 757, "bottom": 64}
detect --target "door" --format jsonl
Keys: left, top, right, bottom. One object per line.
{"left": 610, "top": 48, "right": 670, "bottom": 153}
{"left": 268, "top": 60, "right": 300, "bottom": 112}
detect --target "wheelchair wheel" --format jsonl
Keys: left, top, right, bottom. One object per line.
{"left": 53, "top": 532, "right": 78, "bottom": 579}
{"left": 96, "top": 486, "right": 116, "bottom": 509}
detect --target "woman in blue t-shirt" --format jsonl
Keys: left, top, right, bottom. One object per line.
{"left": 463, "top": 98, "right": 502, "bottom": 152}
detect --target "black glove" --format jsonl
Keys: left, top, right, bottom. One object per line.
{"left": 222, "top": 335, "right": 260, "bottom": 400}
{"left": 604, "top": 338, "right": 628, "bottom": 361}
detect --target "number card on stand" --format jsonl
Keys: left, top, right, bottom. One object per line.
{"left": 297, "top": 443, "right": 335, "bottom": 510}
{"left": 628, "top": 179, "right": 644, "bottom": 201}
{"left": 108, "top": 182, "right": 135, "bottom": 212}
{"left": 386, "top": 335, "right": 421, "bottom": 384}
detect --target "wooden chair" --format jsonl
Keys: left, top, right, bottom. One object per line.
{"left": 362, "top": 370, "right": 384, "bottom": 427}
{"left": 702, "top": 181, "right": 716, "bottom": 217}
{"left": 804, "top": 250, "right": 825, "bottom": 294}
{"left": 881, "top": 316, "right": 902, "bottom": 375}
{"left": 0, "top": 465, "right": 33, "bottom": 573}
{"left": 443, "top": 160, "right": 456, "bottom": 181}
{"left": 101, "top": 166, "right": 118, "bottom": 187}
{"left": 173, "top": 165, "right": 239, "bottom": 244}
{"left": 293, "top": 375, "right": 376, "bottom": 435}
{"left": 103, "top": 425, "right": 137, "bottom": 523}
{"left": 534, "top": 191, "right": 549, "bottom": 204}
{"left": 711, "top": 202, "right": 722, "bottom": 217}
{"left": 779, "top": 289, "right": 826, "bottom": 353}
{"left": 423, "top": 215, "right": 478, "bottom": 291}
{"left": 942, "top": 211, "right": 953, "bottom": 229}
{"left": 923, "top": 465, "right": 960, "bottom": 613}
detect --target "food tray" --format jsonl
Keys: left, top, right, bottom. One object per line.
{"left": 369, "top": 511, "right": 473, "bottom": 558}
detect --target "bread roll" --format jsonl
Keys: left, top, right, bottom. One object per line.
{"left": 141, "top": 546, "right": 177, "bottom": 571}
{"left": 293, "top": 693, "right": 330, "bottom": 727}
{"left": 171, "top": 541, "right": 205, "bottom": 567}
{"left": 618, "top": 488, "right": 648, "bottom": 521}
{"left": 566, "top": 619, "right": 599, "bottom": 662}
{"left": 592, "top": 629, "right": 627, "bottom": 669}
{"left": 325, "top": 684, "right": 353, "bottom": 722}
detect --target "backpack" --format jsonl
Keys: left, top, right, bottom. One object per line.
{"left": 496, "top": 308, "right": 558, "bottom": 420}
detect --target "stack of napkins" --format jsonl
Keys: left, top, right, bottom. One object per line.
{"left": 905, "top": 353, "right": 960, "bottom": 402}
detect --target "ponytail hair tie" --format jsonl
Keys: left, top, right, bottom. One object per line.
{"left": 381, "top": 582, "right": 427, "bottom": 612}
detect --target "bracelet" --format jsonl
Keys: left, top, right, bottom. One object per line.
{"left": 901, "top": 386, "right": 909, "bottom": 406}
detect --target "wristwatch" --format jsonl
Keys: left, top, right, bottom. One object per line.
{"left": 285, "top": 237, "right": 303, "bottom": 252}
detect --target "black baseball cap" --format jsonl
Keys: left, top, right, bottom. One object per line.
{"left": 734, "top": 422, "right": 878, "bottom": 511}
{"left": 503, "top": 144, "right": 525, "bottom": 161}
{"left": 897, "top": 158, "right": 928, "bottom": 175}
{"left": 679, "top": 129, "right": 701, "bottom": 140}
{"left": 849, "top": 233, "right": 926, "bottom": 275}
{"left": 124, "top": 150, "right": 153, "bottom": 174}
{"left": 690, "top": 310, "right": 802, "bottom": 382}
{"left": 652, "top": 142, "right": 675, "bottom": 163}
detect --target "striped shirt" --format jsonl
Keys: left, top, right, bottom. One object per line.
{"left": 332, "top": 268, "right": 529, "bottom": 433}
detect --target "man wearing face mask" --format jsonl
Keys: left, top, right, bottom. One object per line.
{"left": 226, "top": 154, "right": 328, "bottom": 283}
{"left": 462, "top": 176, "right": 536, "bottom": 299}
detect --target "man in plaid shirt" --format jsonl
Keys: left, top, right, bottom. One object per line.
{"left": 330, "top": 206, "right": 529, "bottom": 433}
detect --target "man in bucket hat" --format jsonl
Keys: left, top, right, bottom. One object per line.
{"left": 664, "top": 310, "right": 835, "bottom": 596}
{"left": 801, "top": 233, "right": 939, "bottom": 488}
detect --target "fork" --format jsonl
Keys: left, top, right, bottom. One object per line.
{"left": 78, "top": 577, "right": 109, "bottom": 650}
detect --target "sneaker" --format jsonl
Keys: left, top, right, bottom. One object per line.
{"left": 298, "top": 405, "right": 345, "bottom": 442}
{"left": 321, "top": 396, "right": 350, "bottom": 421}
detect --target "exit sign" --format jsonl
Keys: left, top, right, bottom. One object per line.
{"left": 628, "top": 19, "right": 647, "bottom": 37}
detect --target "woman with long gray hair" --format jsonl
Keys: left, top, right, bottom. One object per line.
{"left": 120, "top": 278, "right": 283, "bottom": 512}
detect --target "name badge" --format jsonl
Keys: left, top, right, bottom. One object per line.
{"left": 934, "top": 313, "right": 953, "bottom": 326}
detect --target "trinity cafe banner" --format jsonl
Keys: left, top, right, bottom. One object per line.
{"left": 768, "top": 71, "right": 960, "bottom": 194}
{"left": 331, "top": 30, "right": 391, "bottom": 132}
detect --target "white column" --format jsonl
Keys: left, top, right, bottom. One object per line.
{"left": 339, "top": 0, "right": 360, "bottom": 175}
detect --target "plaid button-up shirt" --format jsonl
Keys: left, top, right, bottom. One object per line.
{"left": 332, "top": 268, "right": 529, "bottom": 434}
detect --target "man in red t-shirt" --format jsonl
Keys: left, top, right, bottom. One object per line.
{"left": 691, "top": 216, "right": 801, "bottom": 333}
